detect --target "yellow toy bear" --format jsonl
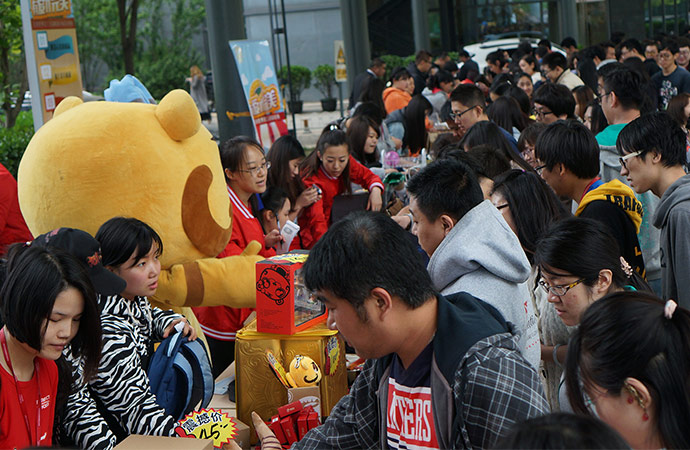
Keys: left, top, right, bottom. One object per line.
{"left": 17, "top": 90, "right": 263, "bottom": 329}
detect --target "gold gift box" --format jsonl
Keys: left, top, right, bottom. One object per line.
{"left": 235, "top": 320, "right": 348, "bottom": 443}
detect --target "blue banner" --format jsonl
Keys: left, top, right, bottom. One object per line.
{"left": 45, "top": 35, "right": 74, "bottom": 60}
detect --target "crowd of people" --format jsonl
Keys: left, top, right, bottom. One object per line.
{"left": 2, "top": 31, "right": 690, "bottom": 450}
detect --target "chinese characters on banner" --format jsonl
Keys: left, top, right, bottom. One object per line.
{"left": 229, "top": 40, "right": 288, "bottom": 149}
{"left": 24, "top": 0, "right": 83, "bottom": 125}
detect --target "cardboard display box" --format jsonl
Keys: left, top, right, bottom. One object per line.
{"left": 235, "top": 321, "right": 348, "bottom": 443}
{"left": 115, "top": 435, "right": 213, "bottom": 449}
{"left": 255, "top": 251, "right": 326, "bottom": 335}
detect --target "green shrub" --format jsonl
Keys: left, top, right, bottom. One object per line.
{"left": 278, "top": 65, "right": 311, "bottom": 102}
{"left": 313, "top": 64, "right": 335, "bottom": 99}
{"left": 379, "top": 54, "right": 405, "bottom": 81}
{"left": 0, "top": 111, "right": 34, "bottom": 177}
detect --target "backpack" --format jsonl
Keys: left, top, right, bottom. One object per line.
{"left": 147, "top": 332, "right": 214, "bottom": 420}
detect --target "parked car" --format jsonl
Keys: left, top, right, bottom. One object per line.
{"left": 462, "top": 38, "right": 567, "bottom": 72}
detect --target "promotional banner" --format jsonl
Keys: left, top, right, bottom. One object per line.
{"left": 21, "top": 0, "right": 83, "bottom": 127}
{"left": 229, "top": 40, "right": 288, "bottom": 149}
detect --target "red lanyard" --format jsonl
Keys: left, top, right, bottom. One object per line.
{"left": 0, "top": 328, "right": 41, "bottom": 446}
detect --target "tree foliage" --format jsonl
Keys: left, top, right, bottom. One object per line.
{"left": 0, "top": 1, "right": 28, "bottom": 129}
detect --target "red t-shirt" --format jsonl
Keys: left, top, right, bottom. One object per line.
{"left": 0, "top": 357, "right": 58, "bottom": 448}
{"left": 0, "top": 163, "right": 33, "bottom": 255}
{"left": 193, "top": 186, "right": 276, "bottom": 341}
{"left": 298, "top": 156, "right": 383, "bottom": 249}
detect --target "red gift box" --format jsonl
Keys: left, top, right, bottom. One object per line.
{"left": 277, "top": 400, "right": 302, "bottom": 418}
{"left": 280, "top": 416, "right": 297, "bottom": 444}
{"left": 269, "top": 415, "right": 287, "bottom": 444}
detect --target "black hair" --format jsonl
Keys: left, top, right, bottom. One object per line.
{"left": 466, "top": 145, "right": 511, "bottom": 179}
{"left": 492, "top": 412, "right": 629, "bottom": 449}
{"left": 347, "top": 115, "right": 380, "bottom": 167}
{"left": 267, "top": 134, "right": 306, "bottom": 206}
{"left": 659, "top": 39, "right": 679, "bottom": 55}
{"left": 621, "top": 38, "right": 644, "bottom": 56}
{"left": 460, "top": 121, "right": 534, "bottom": 172}
{"left": 442, "top": 61, "right": 458, "bottom": 73}
{"left": 491, "top": 170, "right": 568, "bottom": 263}
{"left": 566, "top": 291, "right": 690, "bottom": 449}
{"left": 586, "top": 100, "right": 609, "bottom": 135}
{"left": 538, "top": 39, "right": 552, "bottom": 49}
{"left": 489, "top": 81, "right": 512, "bottom": 97}
{"left": 534, "top": 216, "right": 650, "bottom": 291}
{"left": 438, "top": 147, "right": 486, "bottom": 178}
{"left": 603, "top": 66, "right": 645, "bottom": 110}
{"left": 358, "top": 77, "right": 387, "bottom": 119}
{"left": 486, "top": 50, "right": 507, "bottom": 68}
{"left": 486, "top": 96, "right": 532, "bottom": 134}
{"left": 370, "top": 58, "right": 385, "bottom": 69}
{"left": 560, "top": 37, "right": 577, "bottom": 48}
{"left": 353, "top": 101, "right": 384, "bottom": 127}
{"left": 642, "top": 39, "right": 659, "bottom": 52}
{"left": 450, "top": 83, "right": 486, "bottom": 109}
{"left": 535, "top": 46, "right": 549, "bottom": 59}
{"left": 616, "top": 111, "right": 687, "bottom": 168}
{"left": 572, "top": 85, "right": 595, "bottom": 120}
{"left": 582, "top": 44, "right": 607, "bottom": 62}
{"left": 520, "top": 54, "right": 540, "bottom": 73}
{"left": 458, "top": 49, "right": 470, "bottom": 59}
{"left": 532, "top": 83, "right": 576, "bottom": 119}
{"left": 301, "top": 127, "right": 352, "bottom": 194}
{"left": 259, "top": 186, "right": 289, "bottom": 230}
{"left": 427, "top": 69, "right": 453, "bottom": 90}
{"left": 518, "top": 121, "right": 547, "bottom": 153}
{"left": 96, "top": 217, "right": 164, "bottom": 268}
{"left": 402, "top": 95, "right": 432, "bottom": 155}
{"left": 429, "top": 133, "right": 461, "bottom": 160}
{"left": 389, "top": 67, "right": 411, "bottom": 83}
{"left": 534, "top": 120, "right": 599, "bottom": 179}
{"left": 541, "top": 52, "right": 568, "bottom": 70}
{"left": 303, "top": 211, "right": 436, "bottom": 318}
{"left": 219, "top": 136, "right": 264, "bottom": 182}
{"left": 666, "top": 93, "right": 690, "bottom": 127}
{"left": 406, "top": 158, "right": 483, "bottom": 222}
{"left": 415, "top": 50, "right": 432, "bottom": 64}
{"left": 507, "top": 84, "right": 531, "bottom": 115}
{"left": 1, "top": 245, "right": 102, "bottom": 380}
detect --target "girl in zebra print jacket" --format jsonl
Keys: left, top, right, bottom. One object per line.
{"left": 61, "top": 218, "right": 197, "bottom": 449}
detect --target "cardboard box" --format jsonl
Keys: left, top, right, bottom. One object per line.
{"left": 287, "top": 386, "right": 321, "bottom": 416}
{"left": 115, "top": 435, "right": 213, "bottom": 449}
{"left": 236, "top": 321, "right": 348, "bottom": 443}
{"left": 256, "top": 251, "right": 327, "bottom": 334}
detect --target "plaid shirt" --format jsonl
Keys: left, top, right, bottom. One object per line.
{"left": 294, "top": 332, "right": 548, "bottom": 449}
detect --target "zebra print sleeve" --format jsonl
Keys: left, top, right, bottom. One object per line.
{"left": 150, "top": 305, "right": 182, "bottom": 341}
{"left": 89, "top": 316, "right": 178, "bottom": 438}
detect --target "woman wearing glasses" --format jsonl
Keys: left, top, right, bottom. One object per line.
{"left": 194, "top": 136, "right": 278, "bottom": 376}
{"left": 534, "top": 217, "right": 650, "bottom": 411}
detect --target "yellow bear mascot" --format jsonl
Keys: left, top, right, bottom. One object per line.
{"left": 17, "top": 89, "right": 263, "bottom": 333}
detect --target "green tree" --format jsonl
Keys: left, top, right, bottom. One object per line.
{"left": 118, "top": 0, "right": 139, "bottom": 75}
{"left": 0, "top": 1, "right": 28, "bottom": 129}
{"left": 73, "top": 0, "right": 121, "bottom": 90}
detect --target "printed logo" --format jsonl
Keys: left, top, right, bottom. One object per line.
{"left": 387, "top": 380, "right": 438, "bottom": 449}
{"left": 40, "top": 395, "right": 51, "bottom": 409}
{"left": 256, "top": 266, "right": 290, "bottom": 305}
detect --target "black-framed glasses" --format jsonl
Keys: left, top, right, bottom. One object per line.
{"left": 449, "top": 105, "right": 477, "bottom": 120}
{"left": 533, "top": 109, "right": 554, "bottom": 119}
{"left": 619, "top": 150, "right": 643, "bottom": 169}
{"left": 239, "top": 161, "right": 271, "bottom": 176}
{"left": 595, "top": 91, "right": 612, "bottom": 105}
{"left": 494, "top": 203, "right": 509, "bottom": 210}
{"left": 535, "top": 164, "right": 547, "bottom": 174}
{"left": 538, "top": 278, "right": 586, "bottom": 296}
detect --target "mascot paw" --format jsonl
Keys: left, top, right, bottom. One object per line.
{"left": 241, "top": 240, "right": 262, "bottom": 256}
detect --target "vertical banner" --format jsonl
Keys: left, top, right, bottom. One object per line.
{"left": 21, "top": 0, "right": 83, "bottom": 127}
{"left": 334, "top": 40, "right": 347, "bottom": 82}
{"left": 229, "top": 40, "right": 288, "bottom": 149}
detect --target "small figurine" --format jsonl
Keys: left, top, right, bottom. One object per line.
{"left": 286, "top": 355, "right": 322, "bottom": 388}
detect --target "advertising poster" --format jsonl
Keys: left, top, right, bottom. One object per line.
{"left": 24, "top": 0, "right": 83, "bottom": 125}
{"left": 229, "top": 40, "right": 288, "bottom": 149}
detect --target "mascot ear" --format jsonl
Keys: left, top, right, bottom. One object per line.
{"left": 53, "top": 96, "right": 83, "bottom": 117}
{"left": 155, "top": 89, "right": 201, "bottom": 142}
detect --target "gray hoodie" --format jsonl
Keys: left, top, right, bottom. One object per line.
{"left": 653, "top": 174, "right": 690, "bottom": 309}
{"left": 427, "top": 200, "right": 541, "bottom": 370}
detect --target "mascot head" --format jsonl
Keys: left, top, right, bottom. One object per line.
{"left": 18, "top": 89, "right": 231, "bottom": 268}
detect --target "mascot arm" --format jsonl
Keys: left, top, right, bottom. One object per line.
{"left": 153, "top": 241, "right": 265, "bottom": 308}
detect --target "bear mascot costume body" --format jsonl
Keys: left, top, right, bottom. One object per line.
{"left": 17, "top": 90, "right": 264, "bottom": 339}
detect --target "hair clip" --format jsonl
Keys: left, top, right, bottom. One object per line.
{"left": 664, "top": 299, "right": 678, "bottom": 319}
{"left": 619, "top": 256, "right": 633, "bottom": 278}
{"left": 328, "top": 124, "right": 340, "bottom": 131}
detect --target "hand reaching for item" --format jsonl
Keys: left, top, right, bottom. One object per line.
{"left": 163, "top": 317, "right": 197, "bottom": 340}
{"left": 224, "top": 412, "right": 281, "bottom": 450}
{"left": 367, "top": 187, "right": 383, "bottom": 212}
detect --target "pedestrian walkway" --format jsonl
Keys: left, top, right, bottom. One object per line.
{"left": 202, "top": 101, "right": 346, "bottom": 149}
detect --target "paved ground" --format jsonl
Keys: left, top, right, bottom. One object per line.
{"left": 202, "top": 101, "right": 346, "bottom": 149}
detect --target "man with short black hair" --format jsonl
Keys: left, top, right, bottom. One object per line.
{"left": 651, "top": 39, "right": 690, "bottom": 109}
{"left": 618, "top": 112, "right": 690, "bottom": 307}
{"left": 486, "top": 50, "right": 508, "bottom": 76}
{"left": 596, "top": 66, "right": 662, "bottom": 294}
{"left": 407, "top": 50, "right": 433, "bottom": 96}
{"left": 676, "top": 36, "right": 690, "bottom": 70}
{"left": 253, "top": 211, "right": 548, "bottom": 449}
{"left": 541, "top": 52, "right": 584, "bottom": 90}
{"left": 348, "top": 58, "right": 387, "bottom": 109}
{"left": 532, "top": 83, "right": 575, "bottom": 124}
{"left": 457, "top": 49, "right": 479, "bottom": 81}
{"left": 450, "top": 84, "right": 519, "bottom": 151}
{"left": 535, "top": 120, "right": 645, "bottom": 277}
{"left": 560, "top": 37, "right": 578, "bottom": 59}
{"left": 644, "top": 39, "right": 660, "bottom": 63}
{"left": 406, "top": 160, "right": 541, "bottom": 370}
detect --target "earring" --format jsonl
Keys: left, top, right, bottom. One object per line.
{"left": 627, "top": 396, "right": 634, "bottom": 404}
{"left": 642, "top": 411, "right": 649, "bottom": 421}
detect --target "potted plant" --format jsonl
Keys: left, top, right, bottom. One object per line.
{"left": 278, "top": 65, "right": 311, "bottom": 114}
{"left": 313, "top": 64, "right": 337, "bottom": 112}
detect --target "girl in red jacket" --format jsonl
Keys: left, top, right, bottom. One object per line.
{"left": 194, "top": 136, "right": 279, "bottom": 377}
{"left": 0, "top": 245, "right": 101, "bottom": 448}
{"left": 299, "top": 126, "right": 384, "bottom": 249}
